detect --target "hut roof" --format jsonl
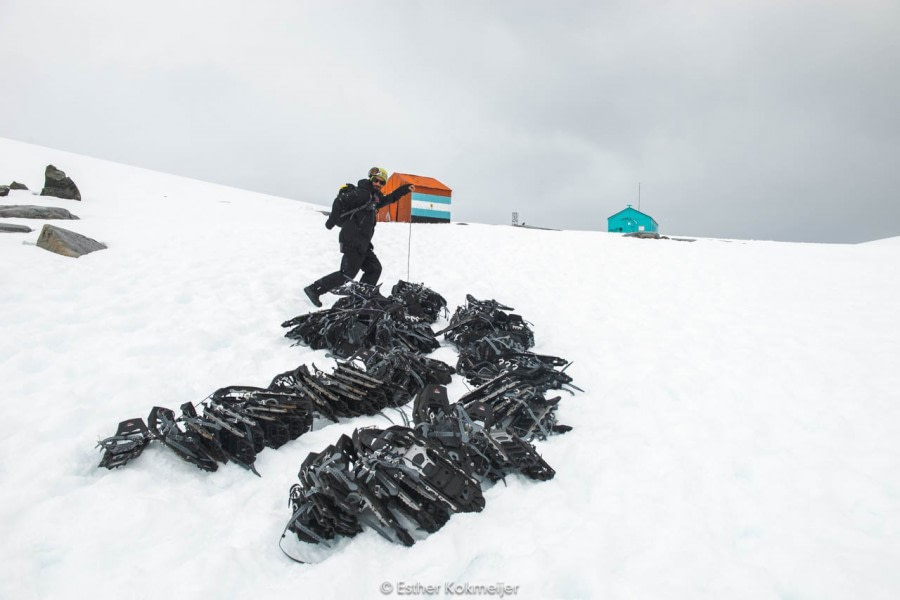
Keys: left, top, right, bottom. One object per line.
{"left": 608, "top": 206, "right": 656, "bottom": 222}
{"left": 389, "top": 173, "right": 452, "bottom": 193}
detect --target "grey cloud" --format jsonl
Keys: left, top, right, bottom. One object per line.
{"left": 1, "top": 0, "right": 898, "bottom": 243}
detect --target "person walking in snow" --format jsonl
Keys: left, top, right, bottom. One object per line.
{"left": 304, "top": 166, "right": 414, "bottom": 307}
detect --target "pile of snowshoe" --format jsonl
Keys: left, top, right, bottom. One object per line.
{"left": 281, "top": 289, "right": 576, "bottom": 561}
{"left": 96, "top": 280, "right": 580, "bottom": 563}
{"left": 355, "top": 346, "right": 455, "bottom": 398}
{"left": 444, "top": 294, "right": 579, "bottom": 441}
{"left": 283, "top": 384, "right": 557, "bottom": 559}
{"left": 413, "top": 385, "right": 557, "bottom": 482}
{"left": 96, "top": 348, "right": 451, "bottom": 475}
{"left": 97, "top": 389, "right": 315, "bottom": 476}
{"left": 281, "top": 281, "right": 446, "bottom": 359}
{"left": 286, "top": 417, "right": 486, "bottom": 549}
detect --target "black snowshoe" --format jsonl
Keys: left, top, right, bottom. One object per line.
{"left": 97, "top": 417, "right": 153, "bottom": 469}
{"left": 147, "top": 406, "right": 220, "bottom": 472}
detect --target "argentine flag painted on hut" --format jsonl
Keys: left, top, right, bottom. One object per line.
{"left": 411, "top": 192, "right": 451, "bottom": 222}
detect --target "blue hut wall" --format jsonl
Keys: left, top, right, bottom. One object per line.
{"left": 607, "top": 205, "right": 658, "bottom": 233}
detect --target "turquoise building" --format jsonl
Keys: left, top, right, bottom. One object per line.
{"left": 607, "top": 205, "right": 658, "bottom": 234}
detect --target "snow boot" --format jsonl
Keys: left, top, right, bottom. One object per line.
{"left": 304, "top": 285, "right": 322, "bottom": 308}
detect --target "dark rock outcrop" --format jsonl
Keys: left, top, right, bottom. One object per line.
{"left": 36, "top": 224, "right": 106, "bottom": 257}
{"left": 0, "top": 223, "right": 33, "bottom": 233}
{"left": 0, "top": 205, "right": 79, "bottom": 219}
{"left": 0, "top": 185, "right": 8, "bottom": 197}
{"left": 9, "top": 181, "right": 29, "bottom": 190}
{"left": 40, "top": 165, "right": 81, "bottom": 201}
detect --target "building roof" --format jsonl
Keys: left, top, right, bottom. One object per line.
{"left": 607, "top": 205, "right": 657, "bottom": 223}
{"left": 389, "top": 173, "right": 452, "bottom": 193}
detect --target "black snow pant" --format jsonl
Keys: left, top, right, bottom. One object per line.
{"left": 309, "top": 243, "right": 382, "bottom": 295}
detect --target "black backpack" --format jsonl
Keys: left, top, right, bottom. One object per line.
{"left": 325, "top": 183, "right": 356, "bottom": 230}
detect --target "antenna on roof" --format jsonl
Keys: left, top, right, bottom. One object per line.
{"left": 638, "top": 182, "right": 641, "bottom": 211}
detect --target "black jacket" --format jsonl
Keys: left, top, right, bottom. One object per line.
{"left": 338, "top": 179, "right": 412, "bottom": 251}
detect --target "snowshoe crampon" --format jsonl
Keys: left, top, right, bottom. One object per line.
{"left": 354, "top": 426, "right": 485, "bottom": 514}
{"left": 148, "top": 406, "right": 219, "bottom": 472}
{"left": 279, "top": 513, "right": 354, "bottom": 564}
{"left": 97, "top": 417, "right": 153, "bottom": 469}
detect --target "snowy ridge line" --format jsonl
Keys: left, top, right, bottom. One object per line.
{"left": 9, "top": 138, "right": 898, "bottom": 597}
{"left": 280, "top": 289, "right": 578, "bottom": 563}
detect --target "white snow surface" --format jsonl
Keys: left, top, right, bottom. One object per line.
{"left": 1, "top": 138, "right": 899, "bottom": 600}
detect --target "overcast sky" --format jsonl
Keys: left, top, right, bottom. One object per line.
{"left": 2, "top": 0, "right": 898, "bottom": 242}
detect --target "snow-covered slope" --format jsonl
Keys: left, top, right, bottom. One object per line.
{"left": 1, "top": 137, "right": 898, "bottom": 600}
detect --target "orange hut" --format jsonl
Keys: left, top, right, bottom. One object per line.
{"left": 376, "top": 173, "right": 452, "bottom": 223}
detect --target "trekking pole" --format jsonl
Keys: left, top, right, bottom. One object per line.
{"left": 406, "top": 218, "right": 412, "bottom": 280}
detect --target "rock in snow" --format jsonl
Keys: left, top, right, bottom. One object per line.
{"left": 0, "top": 223, "right": 33, "bottom": 233}
{"left": 40, "top": 164, "right": 81, "bottom": 201}
{"left": 0, "top": 205, "right": 80, "bottom": 219}
{"left": 36, "top": 224, "right": 106, "bottom": 257}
